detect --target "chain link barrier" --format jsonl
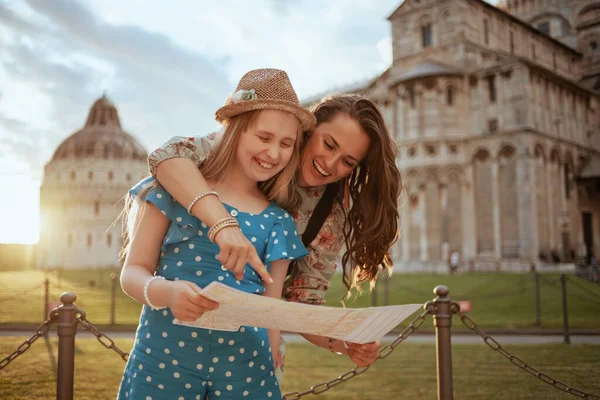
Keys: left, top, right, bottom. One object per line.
{"left": 540, "top": 275, "right": 600, "bottom": 309}
{"left": 450, "top": 302, "right": 600, "bottom": 399}
{"left": 75, "top": 309, "right": 129, "bottom": 362}
{"left": 567, "top": 276, "right": 600, "bottom": 304}
{"left": 281, "top": 302, "right": 436, "bottom": 400}
{"left": 4, "top": 290, "right": 600, "bottom": 399}
{"left": 0, "top": 309, "right": 59, "bottom": 370}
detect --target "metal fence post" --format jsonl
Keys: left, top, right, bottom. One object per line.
{"left": 57, "top": 292, "right": 78, "bottom": 400}
{"left": 534, "top": 272, "right": 541, "bottom": 327}
{"left": 371, "top": 278, "right": 378, "bottom": 307}
{"left": 433, "top": 285, "right": 454, "bottom": 400}
{"left": 43, "top": 278, "right": 49, "bottom": 324}
{"left": 110, "top": 273, "right": 117, "bottom": 326}
{"left": 560, "top": 274, "right": 570, "bottom": 345}
{"left": 384, "top": 277, "right": 390, "bottom": 306}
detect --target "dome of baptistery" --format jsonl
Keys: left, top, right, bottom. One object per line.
{"left": 51, "top": 95, "right": 146, "bottom": 162}
{"left": 38, "top": 95, "right": 149, "bottom": 270}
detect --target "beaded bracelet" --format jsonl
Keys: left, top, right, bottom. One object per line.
{"left": 187, "top": 190, "right": 219, "bottom": 215}
{"left": 207, "top": 217, "right": 240, "bottom": 242}
{"left": 143, "top": 276, "right": 167, "bottom": 310}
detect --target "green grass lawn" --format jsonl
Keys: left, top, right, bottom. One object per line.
{"left": 1, "top": 337, "right": 599, "bottom": 399}
{"left": 1, "top": 269, "right": 600, "bottom": 330}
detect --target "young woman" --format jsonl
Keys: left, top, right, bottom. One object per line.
{"left": 148, "top": 93, "right": 403, "bottom": 370}
{"left": 118, "top": 68, "right": 313, "bottom": 399}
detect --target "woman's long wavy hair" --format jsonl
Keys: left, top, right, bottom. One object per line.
{"left": 310, "top": 94, "right": 402, "bottom": 293}
{"left": 120, "top": 110, "right": 303, "bottom": 258}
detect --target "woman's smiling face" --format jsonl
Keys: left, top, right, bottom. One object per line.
{"left": 298, "top": 112, "right": 371, "bottom": 187}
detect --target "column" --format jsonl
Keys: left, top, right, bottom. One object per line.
{"left": 440, "top": 183, "right": 449, "bottom": 262}
{"left": 401, "top": 190, "right": 410, "bottom": 260}
{"left": 491, "top": 159, "right": 502, "bottom": 261}
{"left": 462, "top": 164, "right": 477, "bottom": 260}
{"left": 546, "top": 161, "right": 555, "bottom": 250}
{"left": 420, "top": 185, "right": 429, "bottom": 261}
{"left": 517, "top": 153, "right": 539, "bottom": 262}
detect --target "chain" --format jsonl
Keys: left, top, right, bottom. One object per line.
{"left": 282, "top": 302, "right": 435, "bottom": 400}
{"left": 75, "top": 310, "right": 129, "bottom": 362}
{"left": 450, "top": 302, "right": 600, "bottom": 399}
{"left": 0, "top": 310, "right": 59, "bottom": 370}
{"left": 567, "top": 276, "right": 600, "bottom": 304}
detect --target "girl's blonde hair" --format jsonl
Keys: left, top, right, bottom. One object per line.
{"left": 120, "top": 110, "right": 303, "bottom": 259}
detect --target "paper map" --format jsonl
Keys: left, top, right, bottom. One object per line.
{"left": 173, "top": 282, "right": 422, "bottom": 344}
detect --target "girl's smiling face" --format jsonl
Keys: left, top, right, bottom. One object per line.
{"left": 235, "top": 109, "right": 300, "bottom": 182}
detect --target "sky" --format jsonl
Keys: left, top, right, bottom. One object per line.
{"left": 0, "top": 0, "right": 499, "bottom": 244}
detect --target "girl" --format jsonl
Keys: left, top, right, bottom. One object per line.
{"left": 118, "top": 68, "right": 313, "bottom": 400}
{"left": 147, "top": 93, "right": 402, "bottom": 371}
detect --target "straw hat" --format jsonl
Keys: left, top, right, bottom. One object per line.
{"left": 215, "top": 68, "right": 316, "bottom": 132}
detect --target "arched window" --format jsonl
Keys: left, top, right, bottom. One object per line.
{"left": 421, "top": 23, "right": 432, "bottom": 47}
{"left": 71, "top": 170, "right": 76, "bottom": 180}
{"left": 94, "top": 201, "right": 100, "bottom": 216}
{"left": 409, "top": 88, "right": 416, "bottom": 108}
{"left": 87, "top": 233, "right": 92, "bottom": 248}
{"left": 108, "top": 171, "right": 114, "bottom": 180}
{"left": 486, "top": 75, "right": 496, "bottom": 103}
{"left": 107, "top": 233, "right": 112, "bottom": 248}
{"left": 88, "top": 171, "right": 93, "bottom": 180}
{"left": 446, "top": 87, "right": 454, "bottom": 106}
{"left": 483, "top": 19, "right": 489, "bottom": 45}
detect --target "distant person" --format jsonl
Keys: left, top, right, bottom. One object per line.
{"left": 450, "top": 251, "right": 460, "bottom": 274}
{"left": 550, "top": 248, "right": 561, "bottom": 263}
{"left": 590, "top": 250, "right": 599, "bottom": 281}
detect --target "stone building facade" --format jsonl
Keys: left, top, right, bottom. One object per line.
{"left": 37, "top": 96, "right": 148, "bottom": 269}
{"left": 345, "top": 0, "right": 600, "bottom": 270}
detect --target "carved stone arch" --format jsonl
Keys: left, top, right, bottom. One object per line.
{"left": 446, "top": 166, "right": 464, "bottom": 183}
{"left": 440, "top": 7, "right": 451, "bottom": 20}
{"left": 497, "top": 143, "right": 517, "bottom": 160}
{"left": 580, "top": 32, "right": 600, "bottom": 56}
{"left": 577, "top": 154, "right": 590, "bottom": 173}
{"left": 576, "top": 3, "right": 600, "bottom": 26}
{"left": 472, "top": 147, "right": 491, "bottom": 162}
{"left": 425, "top": 169, "right": 440, "bottom": 183}
{"left": 529, "top": 12, "right": 571, "bottom": 30}
{"left": 406, "top": 169, "right": 424, "bottom": 194}
{"left": 534, "top": 143, "right": 546, "bottom": 161}
{"left": 418, "top": 13, "right": 433, "bottom": 25}
{"left": 564, "top": 151, "right": 574, "bottom": 167}
{"left": 550, "top": 147, "right": 561, "bottom": 164}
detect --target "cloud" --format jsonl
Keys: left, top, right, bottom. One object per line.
{"left": 0, "top": 0, "right": 398, "bottom": 181}
{"left": 0, "top": 0, "right": 231, "bottom": 167}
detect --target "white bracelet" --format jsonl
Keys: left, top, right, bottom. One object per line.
{"left": 187, "top": 190, "right": 219, "bottom": 215}
{"left": 143, "top": 276, "right": 166, "bottom": 310}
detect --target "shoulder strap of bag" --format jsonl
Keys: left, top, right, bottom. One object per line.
{"left": 301, "top": 184, "right": 338, "bottom": 247}
{"left": 286, "top": 184, "right": 339, "bottom": 280}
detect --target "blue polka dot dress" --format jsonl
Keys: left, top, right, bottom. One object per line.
{"left": 117, "top": 177, "right": 308, "bottom": 400}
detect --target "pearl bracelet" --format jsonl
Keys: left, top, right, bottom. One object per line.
{"left": 187, "top": 190, "right": 219, "bottom": 215}
{"left": 143, "top": 276, "right": 166, "bottom": 310}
